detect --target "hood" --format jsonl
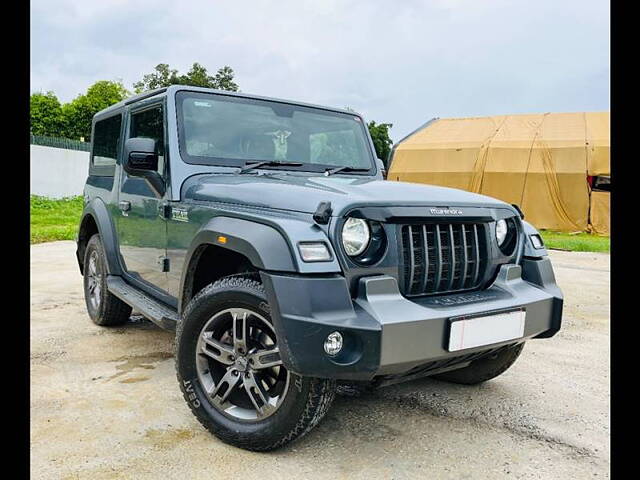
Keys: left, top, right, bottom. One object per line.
{"left": 183, "top": 173, "right": 512, "bottom": 216}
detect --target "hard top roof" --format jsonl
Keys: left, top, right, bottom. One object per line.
{"left": 93, "top": 85, "right": 361, "bottom": 120}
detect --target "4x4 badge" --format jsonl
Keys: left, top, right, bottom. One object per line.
{"left": 171, "top": 208, "right": 189, "bottom": 222}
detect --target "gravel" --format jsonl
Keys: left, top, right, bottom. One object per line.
{"left": 31, "top": 241, "right": 609, "bottom": 479}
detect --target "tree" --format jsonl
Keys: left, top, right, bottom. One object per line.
{"left": 367, "top": 121, "right": 394, "bottom": 167}
{"left": 30, "top": 92, "right": 65, "bottom": 137}
{"left": 132, "top": 64, "right": 179, "bottom": 93}
{"left": 62, "top": 80, "right": 130, "bottom": 140}
{"left": 133, "top": 63, "right": 239, "bottom": 93}
{"left": 212, "top": 66, "right": 239, "bottom": 92}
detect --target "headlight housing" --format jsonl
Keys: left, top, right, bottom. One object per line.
{"left": 342, "top": 218, "right": 371, "bottom": 256}
{"left": 495, "top": 217, "right": 519, "bottom": 256}
{"left": 496, "top": 219, "right": 508, "bottom": 246}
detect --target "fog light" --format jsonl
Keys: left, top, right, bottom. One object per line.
{"left": 530, "top": 234, "right": 544, "bottom": 249}
{"left": 324, "top": 331, "right": 343, "bottom": 356}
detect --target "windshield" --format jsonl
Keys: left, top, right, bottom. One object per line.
{"left": 176, "top": 91, "right": 375, "bottom": 173}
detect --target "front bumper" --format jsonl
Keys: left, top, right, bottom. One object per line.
{"left": 260, "top": 256, "right": 563, "bottom": 381}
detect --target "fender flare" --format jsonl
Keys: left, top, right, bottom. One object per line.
{"left": 78, "top": 199, "right": 123, "bottom": 276}
{"left": 178, "top": 216, "right": 297, "bottom": 312}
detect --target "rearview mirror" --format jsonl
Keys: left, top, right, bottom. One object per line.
{"left": 123, "top": 137, "right": 165, "bottom": 196}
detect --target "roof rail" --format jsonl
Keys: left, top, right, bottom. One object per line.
{"left": 124, "top": 87, "right": 168, "bottom": 105}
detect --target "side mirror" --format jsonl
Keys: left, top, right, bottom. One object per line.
{"left": 376, "top": 158, "right": 387, "bottom": 180}
{"left": 123, "top": 137, "right": 165, "bottom": 196}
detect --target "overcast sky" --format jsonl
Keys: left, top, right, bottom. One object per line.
{"left": 30, "top": 0, "right": 609, "bottom": 140}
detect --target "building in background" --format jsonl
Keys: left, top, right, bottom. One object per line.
{"left": 388, "top": 112, "right": 610, "bottom": 235}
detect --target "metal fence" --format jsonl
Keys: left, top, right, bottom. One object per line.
{"left": 30, "top": 134, "right": 91, "bottom": 152}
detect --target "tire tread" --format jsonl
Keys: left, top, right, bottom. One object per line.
{"left": 84, "top": 235, "right": 131, "bottom": 326}
{"left": 176, "top": 275, "right": 336, "bottom": 451}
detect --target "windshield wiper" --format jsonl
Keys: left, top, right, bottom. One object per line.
{"left": 239, "top": 160, "right": 303, "bottom": 174}
{"left": 324, "top": 166, "right": 370, "bottom": 176}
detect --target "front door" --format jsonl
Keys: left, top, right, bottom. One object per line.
{"left": 116, "top": 103, "right": 169, "bottom": 292}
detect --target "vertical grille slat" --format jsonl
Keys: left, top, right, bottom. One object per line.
{"left": 400, "top": 222, "right": 487, "bottom": 297}
{"left": 420, "top": 225, "right": 429, "bottom": 292}
{"left": 460, "top": 224, "right": 468, "bottom": 290}
{"left": 434, "top": 224, "right": 443, "bottom": 291}
{"left": 471, "top": 224, "right": 481, "bottom": 287}
{"left": 447, "top": 224, "right": 456, "bottom": 291}
{"left": 407, "top": 225, "right": 416, "bottom": 292}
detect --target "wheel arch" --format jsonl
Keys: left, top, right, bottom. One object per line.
{"left": 76, "top": 199, "right": 123, "bottom": 276}
{"left": 178, "top": 217, "right": 297, "bottom": 313}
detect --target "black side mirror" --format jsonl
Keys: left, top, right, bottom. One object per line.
{"left": 123, "top": 137, "right": 165, "bottom": 196}
{"left": 124, "top": 137, "right": 157, "bottom": 171}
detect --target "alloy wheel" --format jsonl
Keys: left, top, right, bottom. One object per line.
{"left": 195, "top": 308, "right": 289, "bottom": 420}
{"left": 86, "top": 250, "right": 102, "bottom": 311}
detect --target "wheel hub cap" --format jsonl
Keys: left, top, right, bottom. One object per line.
{"left": 234, "top": 356, "right": 248, "bottom": 372}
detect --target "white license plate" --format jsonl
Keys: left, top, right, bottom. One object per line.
{"left": 447, "top": 309, "right": 526, "bottom": 352}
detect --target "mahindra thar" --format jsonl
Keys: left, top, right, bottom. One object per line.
{"left": 76, "top": 85, "right": 563, "bottom": 451}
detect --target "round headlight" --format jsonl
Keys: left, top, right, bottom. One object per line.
{"left": 496, "top": 219, "right": 508, "bottom": 246}
{"left": 342, "top": 218, "right": 370, "bottom": 256}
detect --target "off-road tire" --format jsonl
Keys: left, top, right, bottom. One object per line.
{"left": 83, "top": 234, "right": 132, "bottom": 326}
{"left": 175, "top": 275, "right": 336, "bottom": 451}
{"left": 432, "top": 343, "right": 525, "bottom": 385}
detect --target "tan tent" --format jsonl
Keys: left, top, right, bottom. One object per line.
{"left": 388, "top": 112, "right": 610, "bottom": 234}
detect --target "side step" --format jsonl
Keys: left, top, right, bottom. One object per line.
{"left": 106, "top": 276, "right": 179, "bottom": 331}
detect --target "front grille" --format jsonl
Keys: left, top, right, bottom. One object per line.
{"left": 400, "top": 222, "right": 488, "bottom": 296}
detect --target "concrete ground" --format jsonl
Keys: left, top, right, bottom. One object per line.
{"left": 31, "top": 241, "right": 609, "bottom": 479}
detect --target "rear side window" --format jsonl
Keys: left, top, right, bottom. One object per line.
{"left": 91, "top": 114, "right": 122, "bottom": 176}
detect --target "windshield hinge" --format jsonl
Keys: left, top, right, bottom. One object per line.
{"left": 157, "top": 256, "right": 170, "bottom": 272}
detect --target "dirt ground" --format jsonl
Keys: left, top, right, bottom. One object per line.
{"left": 30, "top": 241, "right": 610, "bottom": 479}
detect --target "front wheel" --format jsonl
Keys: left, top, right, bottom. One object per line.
{"left": 175, "top": 275, "right": 336, "bottom": 451}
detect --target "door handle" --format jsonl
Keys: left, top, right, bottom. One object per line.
{"left": 118, "top": 201, "right": 131, "bottom": 212}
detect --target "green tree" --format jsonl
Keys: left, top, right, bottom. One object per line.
{"left": 62, "top": 80, "right": 130, "bottom": 140}
{"left": 30, "top": 92, "right": 65, "bottom": 137}
{"left": 367, "top": 121, "right": 394, "bottom": 167}
{"left": 133, "top": 63, "right": 239, "bottom": 93}
{"left": 133, "top": 63, "right": 179, "bottom": 93}
{"left": 212, "top": 66, "right": 239, "bottom": 92}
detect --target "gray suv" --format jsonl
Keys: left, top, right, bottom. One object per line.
{"left": 76, "top": 85, "right": 563, "bottom": 451}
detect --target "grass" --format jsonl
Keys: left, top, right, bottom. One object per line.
{"left": 29, "top": 195, "right": 610, "bottom": 253}
{"left": 30, "top": 195, "right": 83, "bottom": 244}
{"left": 539, "top": 230, "right": 609, "bottom": 253}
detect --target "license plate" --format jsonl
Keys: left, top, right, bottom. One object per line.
{"left": 447, "top": 309, "right": 526, "bottom": 352}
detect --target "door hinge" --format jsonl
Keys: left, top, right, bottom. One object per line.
{"left": 158, "top": 256, "right": 170, "bottom": 272}
{"left": 159, "top": 204, "right": 172, "bottom": 219}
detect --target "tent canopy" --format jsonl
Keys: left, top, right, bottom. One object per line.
{"left": 388, "top": 112, "right": 609, "bottom": 232}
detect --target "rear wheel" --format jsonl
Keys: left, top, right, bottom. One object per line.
{"left": 432, "top": 343, "right": 525, "bottom": 385}
{"left": 176, "top": 275, "right": 336, "bottom": 451}
{"left": 83, "top": 234, "right": 131, "bottom": 326}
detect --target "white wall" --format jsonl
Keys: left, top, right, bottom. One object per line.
{"left": 30, "top": 145, "right": 90, "bottom": 198}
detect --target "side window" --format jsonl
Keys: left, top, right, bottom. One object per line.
{"left": 130, "top": 106, "right": 165, "bottom": 174}
{"left": 91, "top": 114, "right": 122, "bottom": 175}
